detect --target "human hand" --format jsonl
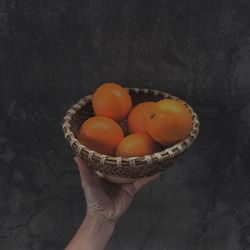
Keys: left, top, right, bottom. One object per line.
{"left": 74, "top": 156, "right": 161, "bottom": 225}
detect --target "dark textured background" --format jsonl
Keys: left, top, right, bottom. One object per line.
{"left": 1, "top": 0, "right": 250, "bottom": 249}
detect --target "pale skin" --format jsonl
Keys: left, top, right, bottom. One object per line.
{"left": 65, "top": 156, "right": 161, "bottom": 250}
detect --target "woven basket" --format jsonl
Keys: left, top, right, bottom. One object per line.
{"left": 62, "top": 88, "right": 200, "bottom": 184}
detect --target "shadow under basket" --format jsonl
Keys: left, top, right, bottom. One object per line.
{"left": 62, "top": 88, "right": 200, "bottom": 184}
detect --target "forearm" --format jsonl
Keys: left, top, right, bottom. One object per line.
{"left": 65, "top": 213, "right": 116, "bottom": 250}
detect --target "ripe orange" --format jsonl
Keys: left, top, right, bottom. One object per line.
{"left": 77, "top": 116, "right": 124, "bottom": 156}
{"left": 116, "top": 133, "right": 160, "bottom": 157}
{"left": 146, "top": 99, "right": 193, "bottom": 146}
{"left": 92, "top": 83, "right": 132, "bottom": 121}
{"left": 127, "top": 102, "right": 155, "bottom": 134}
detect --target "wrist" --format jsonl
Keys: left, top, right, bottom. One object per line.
{"left": 85, "top": 211, "right": 117, "bottom": 229}
{"left": 65, "top": 212, "right": 116, "bottom": 250}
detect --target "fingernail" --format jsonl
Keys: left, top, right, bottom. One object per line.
{"left": 74, "top": 156, "right": 80, "bottom": 167}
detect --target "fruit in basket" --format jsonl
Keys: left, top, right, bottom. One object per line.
{"left": 77, "top": 116, "right": 124, "bottom": 156}
{"left": 116, "top": 133, "right": 160, "bottom": 157}
{"left": 92, "top": 83, "right": 132, "bottom": 121}
{"left": 127, "top": 101, "right": 155, "bottom": 134}
{"left": 146, "top": 99, "right": 193, "bottom": 146}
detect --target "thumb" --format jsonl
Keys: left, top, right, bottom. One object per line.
{"left": 133, "top": 172, "right": 161, "bottom": 192}
{"left": 121, "top": 172, "right": 161, "bottom": 197}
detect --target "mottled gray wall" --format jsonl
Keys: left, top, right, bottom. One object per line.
{"left": 1, "top": 0, "right": 250, "bottom": 249}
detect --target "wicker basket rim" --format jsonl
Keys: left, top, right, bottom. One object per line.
{"left": 62, "top": 87, "right": 200, "bottom": 166}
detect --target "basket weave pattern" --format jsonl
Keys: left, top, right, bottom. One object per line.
{"left": 63, "top": 88, "right": 199, "bottom": 180}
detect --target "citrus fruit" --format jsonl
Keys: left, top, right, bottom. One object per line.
{"left": 146, "top": 99, "right": 193, "bottom": 145}
{"left": 77, "top": 116, "right": 124, "bottom": 156}
{"left": 127, "top": 102, "right": 155, "bottom": 134}
{"left": 116, "top": 133, "right": 160, "bottom": 157}
{"left": 92, "top": 83, "right": 132, "bottom": 121}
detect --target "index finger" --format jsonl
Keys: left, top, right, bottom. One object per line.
{"left": 74, "top": 156, "right": 100, "bottom": 190}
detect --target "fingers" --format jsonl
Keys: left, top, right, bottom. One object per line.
{"left": 133, "top": 172, "right": 161, "bottom": 193}
{"left": 74, "top": 156, "right": 100, "bottom": 190}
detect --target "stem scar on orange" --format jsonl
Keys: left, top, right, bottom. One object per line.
{"left": 127, "top": 101, "right": 155, "bottom": 134}
{"left": 92, "top": 83, "right": 132, "bottom": 121}
{"left": 146, "top": 99, "right": 193, "bottom": 146}
{"left": 77, "top": 116, "right": 124, "bottom": 156}
{"left": 116, "top": 133, "right": 160, "bottom": 157}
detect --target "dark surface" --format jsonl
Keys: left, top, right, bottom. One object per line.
{"left": 1, "top": 0, "right": 250, "bottom": 249}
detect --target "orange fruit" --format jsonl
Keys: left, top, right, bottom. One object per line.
{"left": 77, "top": 116, "right": 124, "bottom": 156}
{"left": 127, "top": 102, "right": 155, "bottom": 134}
{"left": 116, "top": 133, "right": 160, "bottom": 157}
{"left": 146, "top": 99, "right": 193, "bottom": 146}
{"left": 92, "top": 83, "right": 132, "bottom": 121}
